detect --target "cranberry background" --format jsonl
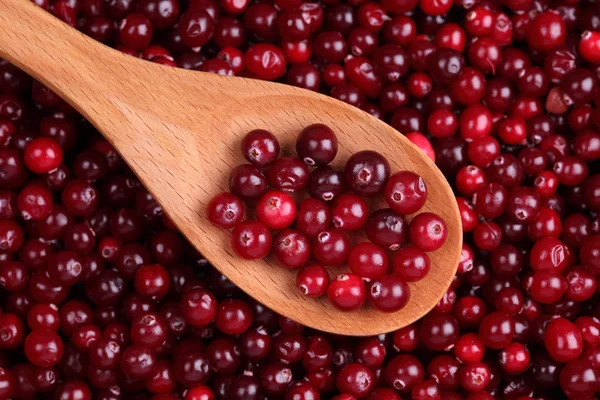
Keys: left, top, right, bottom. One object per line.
{"left": 0, "top": 0, "right": 600, "bottom": 399}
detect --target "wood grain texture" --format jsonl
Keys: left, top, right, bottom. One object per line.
{"left": 0, "top": 0, "right": 462, "bottom": 335}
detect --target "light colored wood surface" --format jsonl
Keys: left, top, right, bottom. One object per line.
{"left": 0, "top": 0, "right": 462, "bottom": 335}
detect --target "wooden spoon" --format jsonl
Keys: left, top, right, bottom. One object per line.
{"left": 0, "top": 0, "right": 462, "bottom": 336}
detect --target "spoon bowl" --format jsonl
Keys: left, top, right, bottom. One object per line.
{"left": 0, "top": 0, "right": 462, "bottom": 335}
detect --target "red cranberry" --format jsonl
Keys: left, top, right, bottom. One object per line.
{"left": 24, "top": 330, "right": 64, "bottom": 368}
{"left": 312, "top": 229, "right": 351, "bottom": 266}
{"left": 206, "top": 192, "right": 244, "bottom": 229}
{"left": 364, "top": 208, "right": 407, "bottom": 250}
{"left": 560, "top": 359, "right": 600, "bottom": 399}
{"left": 384, "top": 354, "right": 424, "bottom": 394}
{"left": 256, "top": 190, "right": 297, "bottom": 230}
{"left": 392, "top": 246, "right": 430, "bottom": 282}
{"left": 296, "top": 198, "right": 331, "bottom": 238}
{"left": 544, "top": 317, "right": 583, "bottom": 363}
{"left": 229, "top": 164, "right": 268, "bottom": 201}
{"left": 327, "top": 273, "right": 366, "bottom": 311}
{"left": 215, "top": 299, "right": 253, "bottom": 335}
{"left": 296, "top": 124, "right": 338, "bottom": 166}
{"left": 231, "top": 220, "right": 272, "bottom": 260}
{"left": 245, "top": 44, "right": 287, "bottom": 80}
{"left": 409, "top": 212, "right": 448, "bottom": 252}
{"left": 296, "top": 264, "right": 330, "bottom": 298}
{"left": 266, "top": 156, "right": 310, "bottom": 192}
{"left": 478, "top": 312, "right": 515, "bottom": 350}
{"left": 119, "top": 13, "right": 153, "bottom": 50}
{"left": 272, "top": 229, "right": 311, "bottom": 269}
{"left": 344, "top": 150, "right": 390, "bottom": 197}
{"left": 337, "top": 363, "right": 375, "bottom": 397}
{"left": 241, "top": 129, "right": 280, "bottom": 167}
{"left": 369, "top": 274, "right": 410, "bottom": 312}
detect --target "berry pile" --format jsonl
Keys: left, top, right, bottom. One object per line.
{"left": 0, "top": 0, "right": 598, "bottom": 398}
{"left": 207, "top": 125, "right": 447, "bottom": 313}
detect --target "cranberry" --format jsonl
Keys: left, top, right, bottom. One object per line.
{"left": 312, "top": 229, "right": 351, "bottom": 266}
{"left": 229, "top": 164, "right": 268, "bottom": 201}
{"left": 231, "top": 220, "right": 272, "bottom": 259}
{"left": 327, "top": 273, "right": 366, "bottom": 311}
{"left": 544, "top": 318, "right": 583, "bottom": 363}
{"left": 409, "top": 212, "right": 447, "bottom": 251}
{"left": 24, "top": 330, "right": 64, "bottom": 368}
{"left": 307, "top": 166, "right": 344, "bottom": 201}
{"left": 369, "top": 274, "right": 410, "bottom": 312}
{"left": 121, "top": 344, "right": 157, "bottom": 379}
{"left": 296, "top": 264, "right": 330, "bottom": 297}
{"left": 266, "top": 156, "right": 309, "bottom": 192}
{"left": 206, "top": 192, "right": 244, "bottom": 229}
{"left": 241, "top": 129, "right": 280, "bottom": 167}
{"left": 336, "top": 363, "right": 375, "bottom": 397}
{"left": 344, "top": 150, "right": 390, "bottom": 197}
{"left": 215, "top": 299, "right": 253, "bottom": 335}
{"left": 272, "top": 229, "right": 311, "bottom": 268}
{"left": 560, "top": 359, "right": 600, "bottom": 399}
{"left": 384, "top": 354, "right": 424, "bottom": 394}
{"left": 296, "top": 198, "right": 331, "bottom": 238}
{"left": 331, "top": 193, "right": 368, "bottom": 230}
{"left": 478, "top": 312, "right": 515, "bottom": 350}
{"left": 256, "top": 190, "right": 297, "bottom": 230}
{"left": 384, "top": 171, "right": 427, "bottom": 214}
{"left": 296, "top": 124, "right": 338, "bottom": 166}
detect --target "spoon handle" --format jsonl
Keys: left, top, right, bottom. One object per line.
{"left": 0, "top": 0, "right": 121, "bottom": 110}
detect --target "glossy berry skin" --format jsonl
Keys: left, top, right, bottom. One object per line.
{"left": 120, "top": 344, "right": 157, "bottom": 379}
{"left": 409, "top": 212, "right": 448, "bottom": 251}
{"left": 331, "top": 193, "right": 369, "bottom": 231}
{"left": 336, "top": 363, "right": 375, "bottom": 397}
{"left": 231, "top": 220, "right": 272, "bottom": 259}
{"left": 17, "top": 184, "right": 53, "bottom": 221}
{"left": 181, "top": 289, "right": 217, "bottom": 327}
{"left": 344, "top": 150, "right": 390, "bottom": 197}
{"left": 544, "top": 318, "right": 583, "bottom": 363}
{"left": 527, "top": 11, "right": 567, "bottom": 52}
{"left": 24, "top": 137, "right": 63, "bottom": 174}
{"left": 312, "top": 229, "right": 351, "bottom": 266}
{"left": 499, "top": 342, "right": 530, "bottom": 374}
{"left": 296, "top": 124, "right": 338, "bottom": 166}
{"left": 327, "top": 274, "right": 366, "bottom": 311}
{"left": 215, "top": 299, "right": 253, "bottom": 335}
{"left": 245, "top": 44, "right": 287, "bottom": 80}
{"left": 579, "top": 31, "right": 600, "bottom": 63}
{"left": 135, "top": 264, "right": 170, "bottom": 301}
{"left": 529, "top": 237, "right": 568, "bottom": 272}
{"left": 266, "top": 157, "right": 310, "bottom": 192}
{"left": 478, "top": 312, "right": 515, "bottom": 350}
{"left": 241, "top": 129, "right": 280, "bottom": 167}
{"left": 272, "top": 229, "right": 311, "bottom": 269}
{"left": 369, "top": 274, "right": 410, "bottom": 312}
{"left": 348, "top": 242, "right": 388, "bottom": 281}
{"left": 560, "top": 360, "right": 600, "bottom": 399}
{"left": 178, "top": 10, "right": 214, "bottom": 49}
{"left": 296, "top": 264, "right": 330, "bottom": 297}
{"left": 392, "top": 246, "right": 430, "bottom": 282}
{"left": 384, "top": 171, "right": 427, "bottom": 215}
{"left": 119, "top": 13, "right": 154, "bottom": 50}
{"left": 88, "top": 337, "right": 121, "bottom": 369}
{"left": 229, "top": 164, "right": 268, "bottom": 201}
{"left": 364, "top": 208, "right": 407, "bottom": 250}
{"left": 47, "top": 250, "right": 84, "bottom": 286}
{"left": 256, "top": 190, "right": 297, "bottom": 230}
{"left": 206, "top": 193, "right": 244, "bottom": 229}
{"left": 24, "top": 330, "right": 64, "bottom": 368}
{"left": 296, "top": 198, "right": 331, "bottom": 238}
{"left": 307, "top": 166, "right": 344, "bottom": 201}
